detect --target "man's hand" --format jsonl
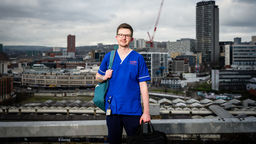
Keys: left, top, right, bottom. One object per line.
{"left": 140, "top": 112, "right": 151, "bottom": 124}
{"left": 96, "top": 69, "right": 113, "bottom": 82}
{"left": 103, "top": 69, "right": 113, "bottom": 80}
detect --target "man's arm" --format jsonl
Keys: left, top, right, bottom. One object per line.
{"left": 95, "top": 69, "right": 113, "bottom": 83}
{"left": 139, "top": 81, "right": 151, "bottom": 124}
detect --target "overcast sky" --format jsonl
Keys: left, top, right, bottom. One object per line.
{"left": 0, "top": 0, "right": 255, "bottom": 47}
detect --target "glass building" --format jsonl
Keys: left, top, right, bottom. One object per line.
{"left": 196, "top": 1, "right": 219, "bottom": 66}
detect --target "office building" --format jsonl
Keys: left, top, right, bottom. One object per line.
{"left": 219, "top": 41, "right": 233, "bottom": 68}
{"left": 168, "top": 38, "right": 196, "bottom": 54}
{"left": 224, "top": 44, "right": 232, "bottom": 66}
{"left": 196, "top": 1, "right": 219, "bottom": 66}
{"left": 223, "top": 37, "right": 256, "bottom": 69}
{"left": 212, "top": 69, "right": 256, "bottom": 91}
{"left": 0, "top": 76, "right": 14, "bottom": 102}
{"left": 234, "top": 37, "right": 241, "bottom": 45}
{"left": 67, "top": 35, "right": 76, "bottom": 57}
{"left": 171, "top": 58, "right": 189, "bottom": 74}
{"left": 22, "top": 67, "right": 97, "bottom": 88}
{"left": 0, "top": 43, "right": 3, "bottom": 52}
{"left": 176, "top": 55, "right": 196, "bottom": 67}
{"left": 139, "top": 49, "right": 168, "bottom": 82}
{"left": 0, "top": 48, "right": 9, "bottom": 75}
{"left": 232, "top": 44, "right": 256, "bottom": 69}
{"left": 137, "top": 39, "right": 146, "bottom": 49}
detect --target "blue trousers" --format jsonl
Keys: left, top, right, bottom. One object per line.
{"left": 106, "top": 115, "right": 141, "bottom": 144}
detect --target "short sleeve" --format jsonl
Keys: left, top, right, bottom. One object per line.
{"left": 98, "top": 52, "right": 111, "bottom": 75}
{"left": 138, "top": 54, "right": 151, "bottom": 82}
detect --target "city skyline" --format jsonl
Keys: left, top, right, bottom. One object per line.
{"left": 0, "top": 0, "right": 255, "bottom": 47}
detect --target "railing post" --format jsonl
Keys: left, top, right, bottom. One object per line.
{"left": 6, "top": 108, "right": 9, "bottom": 114}
{"left": 67, "top": 109, "right": 69, "bottom": 116}
{"left": 94, "top": 108, "right": 96, "bottom": 116}
{"left": 18, "top": 108, "right": 21, "bottom": 115}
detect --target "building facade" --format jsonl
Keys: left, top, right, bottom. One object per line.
{"left": 22, "top": 68, "right": 97, "bottom": 88}
{"left": 171, "top": 58, "right": 189, "bottom": 74}
{"left": 67, "top": 35, "right": 76, "bottom": 57}
{"left": 0, "top": 76, "right": 14, "bottom": 102}
{"left": 219, "top": 41, "right": 233, "bottom": 68}
{"left": 136, "top": 39, "right": 146, "bottom": 49}
{"left": 168, "top": 38, "right": 196, "bottom": 54}
{"left": 0, "top": 43, "right": 3, "bottom": 52}
{"left": 0, "top": 47, "right": 9, "bottom": 75}
{"left": 232, "top": 44, "right": 256, "bottom": 70}
{"left": 211, "top": 69, "right": 256, "bottom": 91}
{"left": 196, "top": 1, "right": 219, "bottom": 66}
{"left": 234, "top": 37, "right": 242, "bottom": 45}
{"left": 139, "top": 50, "right": 168, "bottom": 82}
{"left": 252, "top": 36, "right": 256, "bottom": 44}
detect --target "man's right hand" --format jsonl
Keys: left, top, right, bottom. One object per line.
{"left": 103, "top": 69, "right": 113, "bottom": 80}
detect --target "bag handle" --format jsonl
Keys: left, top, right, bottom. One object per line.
{"left": 108, "top": 50, "right": 116, "bottom": 69}
{"left": 138, "top": 121, "right": 155, "bottom": 135}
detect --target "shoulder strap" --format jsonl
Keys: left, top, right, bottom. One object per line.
{"left": 108, "top": 50, "right": 116, "bottom": 69}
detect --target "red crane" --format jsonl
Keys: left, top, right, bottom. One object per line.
{"left": 147, "top": 0, "right": 165, "bottom": 48}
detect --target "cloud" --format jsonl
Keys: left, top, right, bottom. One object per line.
{"left": 233, "top": 0, "right": 256, "bottom": 4}
{"left": 0, "top": 0, "right": 255, "bottom": 46}
{"left": 217, "top": 0, "right": 256, "bottom": 41}
{"left": 219, "top": 0, "right": 256, "bottom": 27}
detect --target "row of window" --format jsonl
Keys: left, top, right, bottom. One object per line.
{"left": 23, "top": 75, "right": 94, "bottom": 80}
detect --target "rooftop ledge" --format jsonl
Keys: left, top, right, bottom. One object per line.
{"left": 1, "top": 117, "right": 256, "bottom": 138}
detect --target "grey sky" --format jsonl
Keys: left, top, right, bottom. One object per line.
{"left": 0, "top": 0, "right": 255, "bottom": 47}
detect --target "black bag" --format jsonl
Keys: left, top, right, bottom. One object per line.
{"left": 127, "top": 122, "right": 168, "bottom": 144}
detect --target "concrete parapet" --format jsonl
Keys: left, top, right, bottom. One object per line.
{"left": 1, "top": 118, "right": 256, "bottom": 138}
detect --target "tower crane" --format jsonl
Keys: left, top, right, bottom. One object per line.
{"left": 146, "top": 0, "right": 164, "bottom": 48}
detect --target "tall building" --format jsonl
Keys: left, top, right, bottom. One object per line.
{"left": 0, "top": 76, "right": 14, "bottom": 102}
{"left": 0, "top": 44, "right": 9, "bottom": 75}
{"left": 67, "top": 35, "right": 75, "bottom": 57}
{"left": 0, "top": 43, "right": 3, "bottom": 52}
{"left": 196, "top": 1, "right": 219, "bottom": 66}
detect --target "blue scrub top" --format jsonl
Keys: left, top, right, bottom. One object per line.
{"left": 98, "top": 50, "right": 151, "bottom": 115}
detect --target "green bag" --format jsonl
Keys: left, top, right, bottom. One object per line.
{"left": 93, "top": 50, "right": 116, "bottom": 111}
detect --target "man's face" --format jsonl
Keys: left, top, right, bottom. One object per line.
{"left": 116, "top": 28, "right": 133, "bottom": 48}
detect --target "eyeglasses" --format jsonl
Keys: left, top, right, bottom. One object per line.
{"left": 117, "top": 33, "right": 132, "bottom": 38}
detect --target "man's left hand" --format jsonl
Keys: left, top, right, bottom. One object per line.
{"left": 140, "top": 113, "right": 151, "bottom": 124}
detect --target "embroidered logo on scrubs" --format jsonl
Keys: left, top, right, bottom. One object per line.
{"left": 129, "top": 61, "right": 137, "bottom": 65}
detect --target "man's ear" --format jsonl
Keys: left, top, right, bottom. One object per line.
{"left": 131, "top": 38, "right": 134, "bottom": 42}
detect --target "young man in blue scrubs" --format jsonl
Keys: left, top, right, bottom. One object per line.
{"left": 96, "top": 23, "right": 151, "bottom": 144}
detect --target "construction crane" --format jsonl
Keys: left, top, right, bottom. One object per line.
{"left": 146, "top": 0, "right": 164, "bottom": 48}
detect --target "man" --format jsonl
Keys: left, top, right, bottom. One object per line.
{"left": 96, "top": 23, "right": 151, "bottom": 144}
